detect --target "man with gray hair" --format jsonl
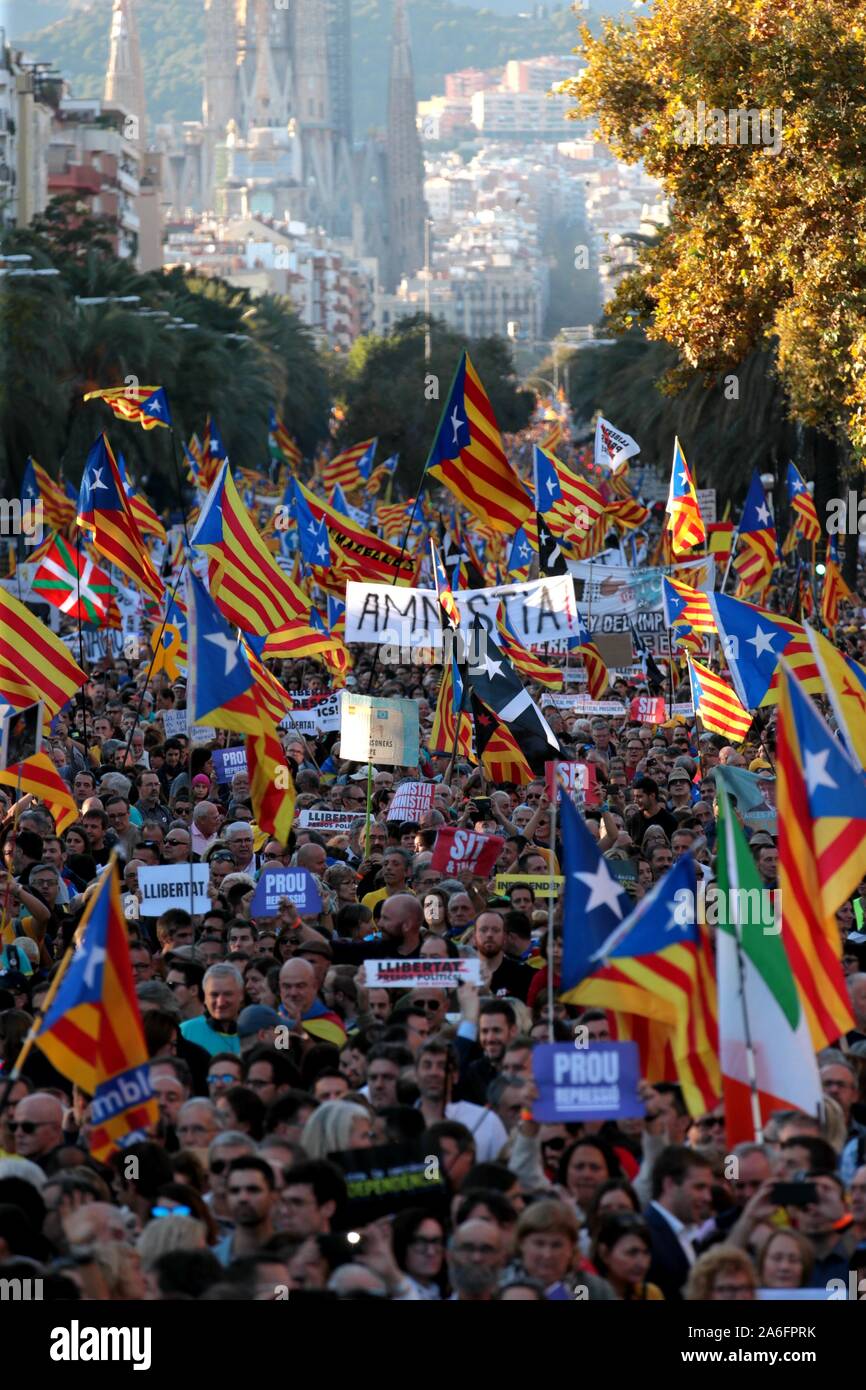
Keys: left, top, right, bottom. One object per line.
{"left": 224, "top": 821, "right": 258, "bottom": 875}
{"left": 179, "top": 963, "right": 244, "bottom": 1057}
{"left": 176, "top": 1098, "right": 222, "bottom": 1151}
{"left": 192, "top": 800, "right": 222, "bottom": 858}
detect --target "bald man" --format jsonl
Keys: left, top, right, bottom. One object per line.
{"left": 12, "top": 1091, "right": 66, "bottom": 1173}
{"left": 278, "top": 957, "right": 346, "bottom": 1046}
{"left": 331, "top": 893, "right": 425, "bottom": 966}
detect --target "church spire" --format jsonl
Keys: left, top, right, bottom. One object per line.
{"left": 104, "top": 0, "right": 146, "bottom": 143}
{"left": 386, "top": 0, "right": 426, "bottom": 291}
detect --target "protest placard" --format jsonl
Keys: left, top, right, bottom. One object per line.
{"left": 279, "top": 691, "right": 342, "bottom": 736}
{"left": 387, "top": 781, "right": 435, "bottom": 822}
{"left": 532, "top": 1042, "right": 645, "bottom": 1122}
{"left": 138, "top": 865, "right": 210, "bottom": 917}
{"left": 212, "top": 747, "right": 248, "bottom": 783}
{"left": 250, "top": 868, "right": 323, "bottom": 917}
{"left": 331, "top": 1141, "right": 450, "bottom": 1228}
{"left": 340, "top": 694, "right": 420, "bottom": 767}
{"left": 630, "top": 696, "right": 667, "bottom": 724}
{"left": 364, "top": 958, "right": 482, "bottom": 990}
{"left": 298, "top": 809, "right": 363, "bottom": 832}
{"left": 494, "top": 874, "right": 564, "bottom": 899}
{"left": 429, "top": 827, "right": 504, "bottom": 878}
{"left": 545, "top": 761, "right": 598, "bottom": 806}
{"left": 190, "top": 725, "right": 216, "bottom": 745}
{"left": 161, "top": 709, "right": 188, "bottom": 738}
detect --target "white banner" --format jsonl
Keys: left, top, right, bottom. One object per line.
{"left": 344, "top": 576, "right": 580, "bottom": 650}
{"left": 138, "top": 864, "right": 210, "bottom": 917}
{"left": 279, "top": 691, "right": 342, "bottom": 736}
{"left": 298, "top": 808, "right": 364, "bottom": 832}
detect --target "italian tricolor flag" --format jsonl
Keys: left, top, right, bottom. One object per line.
{"left": 716, "top": 787, "right": 822, "bottom": 1146}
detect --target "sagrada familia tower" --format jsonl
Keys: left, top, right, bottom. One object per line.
{"left": 148, "top": 0, "right": 427, "bottom": 290}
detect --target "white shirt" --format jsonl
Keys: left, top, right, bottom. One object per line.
{"left": 444, "top": 1101, "right": 508, "bottom": 1163}
{"left": 650, "top": 1199, "right": 697, "bottom": 1266}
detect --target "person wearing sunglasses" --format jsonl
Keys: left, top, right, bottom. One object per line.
{"left": 10, "top": 1091, "right": 66, "bottom": 1173}
{"left": 163, "top": 826, "right": 192, "bottom": 864}
{"left": 206, "top": 1053, "right": 244, "bottom": 1098}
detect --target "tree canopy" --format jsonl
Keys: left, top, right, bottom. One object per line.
{"left": 0, "top": 196, "right": 330, "bottom": 498}
{"left": 334, "top": 314, "right": 535, "bottom": 491}
{"left": 563, "top": 0, "right": 866, "bottom": 462}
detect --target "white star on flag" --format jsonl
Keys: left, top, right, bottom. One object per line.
{"left": 471, "top": 653, "right": 503, "bottom": 680}
{"left": 450, "top": 407, "right": 464, "bottom": 444}
{"left": 755, "top": 502, "right": 770, "bottom": 526}
{"left": 90, "top": 467, "right": 108, "bottom": 491}
{"left": 83, "top": 945, "right": 107, "bottom": 990}
{"left": 803, "top": 747, "right": 837, "bottom": 796}
{"left": 147, "top": 397, "right": 162, "bottom": 413}
{"left": 204, "top": 631, "right": 239, "bottom": 677}
{"left": 573, "top": 861, "right": 626, "bottom": 917}
{"left": 746, "top": 625, "right": 777, "bottom": 657}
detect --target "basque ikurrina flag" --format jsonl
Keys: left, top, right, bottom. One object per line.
{"left": 427, "top": 351, "right": 531, "bottom": 534}
{"left": 32, "top": 535, "right": 118, "bottom": 626}
{"left": 33, "top": 862, "right": 158, "bottom": 1161}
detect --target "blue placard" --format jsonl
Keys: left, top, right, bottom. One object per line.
{"left": 250, "top": 867, "right": 323, "bottom": 917}
{"left": 532, "top": 1042, "right": 645, "bottom": 1122}
{"left": 212, "top": 747, "right": 248, "bottom": 784}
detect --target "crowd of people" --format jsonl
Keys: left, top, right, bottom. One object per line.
{"left": 1, "top": 624, "right": 865, "bottom": 1304}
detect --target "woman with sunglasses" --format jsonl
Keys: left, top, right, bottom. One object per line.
{"left": 151, "top": 1182, "right": 219, "bottom": 1245}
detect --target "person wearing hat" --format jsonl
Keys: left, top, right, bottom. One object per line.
{"left": 666, "top": 770, "right": 694, "bottom": 813}
{"left": 237, "top": 1004, "right": 283, "bottom": 1055}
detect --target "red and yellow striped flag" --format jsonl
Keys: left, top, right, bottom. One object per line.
{"left": 472, "top": 694, "right": 534, "bottom": 785}
{"left": 248, "top": 693, "right": 297, "bottom": 843}
{"left": 427, "top": 352, "right": 531, "bottom": 534}
{"left": 665, "top": 438, "right": 706, "bottom": 554}
{"left": 495, "top": 605, "right": 563, "bottom": 691}
{"left": 26, "top": 458, "right": 76, "bottom": 532}
{"left": 0, "top": 587, "right": 86, "bottom": 715}
{"left": 429, "top": 659, "right": 473, "bottom": 759}
{"left": 687, "top": 657, "right": 753, "bottom": 742}
{"left": 0, "top": 753, "right": 78, "bottom": 834}
{"left": 821, "top": 555, "right": 853, "bottom": 630}
{"left": 322, "top": 439, "right": 375, "bottom": 493}
{"left": 83, "top": 386, "right": 170, "bottom": 430}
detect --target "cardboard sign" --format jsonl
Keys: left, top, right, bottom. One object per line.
{"left": 250, "top": 867, "right": 323, "bottom": 916}
{"left": 190, "top": 725, "right": 216, "bottom": 745}
{"left": 545, "top": 760, "right": 598, "bottom": 805}
{"left": 212, "top": 747, "right": 249, "bottom": 784}
{"left": 532, "top": 1042, "right": 644, "bottom": 1122}
{"left": 330, "top": 1141, "right": 449, "bottom": 1227}
{"left": 298, "top": 809, "right": 364, "bottom": 832}
{"left": 161, "top": 709, "right": 188, "bottom": 738}
{"left": 430, "top": 827, "right": 504, "bottom": 878}
{"left": 138, "top": 864, "right": 210, "bottom": 917}
{"left": 364, "top": 958, "right": 482, "bottom": 990}
{"left": 543, "top": 697, "right": 627, "bottom": 716}
{"left": 630, "top": 696, "right": 667, "bottom": 724}
{"left": 387, "top": 781, "right": 435, "bottom": 823}
{"left": 494, "top": 874, "right": 564, "bottom": 900}
{"left": 696, "top": 488, "right": 717, "bottom": 524}
{"left": 340, "top": 694, "right": 420, "bottom": 768}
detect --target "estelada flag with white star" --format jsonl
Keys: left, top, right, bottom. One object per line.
{"left": 665, "top": 437, "right": 706, "bottom": 555}
{"left": 76, "top": 435, "right": 164, "bottom": 604}
{"left": 777, "top": 663, "right": 865, "bottom": 1049}
{"left": 427, "top": 351, "right": 532, "bottom": 534}
{"left": 708, "top": 591, "right": 822, "bottom": 709}
{"left": 83, "top": 386, "right": 171, "bottom": 430}
{"left": 733, "top": 471, "right": 778, "bottom": 598}
{"left": 32, "top": 534, "right": 120, "bottom": 627}
{"left": 31, "top": 861, "right": 159, "bottom": 1162}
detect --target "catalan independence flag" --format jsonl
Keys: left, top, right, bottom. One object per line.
{"left": 429, "top": 649, "right": 473, "bottom": 760}
{"left": 661, "top": 575, "right": 715, "bottom": 634}
{"left": 269, "top": 408, "right": 301, "bottom": 472}
{"left": 432, "top": 541, "right": 461, "bottom": 631}
{"left": 246, "top": 685, "right": 296, "bottom": 844}
{"left": 777, "top": 663, "right": 864, "bottom": 1049}
{"left": 83, "top": 385, "right": 171, "bottom": 430}
{"left": 687, "top": 656, "right": 753, "bottom": 742}
{"left": 77, "top": 435, "right": 163, "bottom": 603}
{"left": 191, "top": 461, "right": 312, "bottom": 636}
{"left": 471, "top": 692, "right": 534, "bottom": 785}
{"left": 0, "top": 752, "right": 78, "bottom": 834}
{"left": 322, "top": 439, "right": 376, "bottom": 493}
{"left": 21, "top": 458, "right": 76, "bottom": 533}
{"left": 665, "top": 438, "right": 706, "bottom": 555}
{"left": 0, "top": 586, "right": 86, "bottom": 715}
{"left": 786, "top": 462, "right": 821, "bottom": 544}
{"left": 427, "top": 351, "right": 531, "bottom": 534}
{"left": 32, "top": 862, "right": 159, "bottom": 1162}
{"left": 732, "top": 471, "right": 777, "bottom": 598}
{"left": 116, "top": 454, "right": 167, "bottom": 543}
{"left": 821, "top": 553, "right": 853, "bottom": 630}
{"left": 708, "top": 592, "right": 822, "bottom": 709}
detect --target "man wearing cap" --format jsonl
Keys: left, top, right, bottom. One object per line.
{"left": 238, "top": 1004, "right": 284, "bottom": 1054}
{"left": 666, "top": 770, "right": 694, "bottom": 814}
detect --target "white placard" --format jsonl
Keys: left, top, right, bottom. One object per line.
{"left": 364, "top": 958, "right": 482, "bottom": 990}
{"left": 138, "top": 864, "right": 211, "bottom": 916}
{"left": 279, "top": 691, "right": 342, "bottom": 736}
{"left": 344, "top": 576, "right": 580, "bottom": 650}
{"left": 298, "top": 809, "right": 364, "bottom": 831}
{"left": 386, "top": 781, "right": 435, "bottom": 822}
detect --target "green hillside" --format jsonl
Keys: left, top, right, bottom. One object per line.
{"left": 10, "top": 0, "right": 602, "bottom": 133}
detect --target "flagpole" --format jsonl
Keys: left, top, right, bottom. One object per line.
{"left": 364, "top": 758, "right": 373, "bottom": 859}
{"left": 546, "top": 782, "right": 560, "bottom": 1044}
{"left": 74, "top": 527, "right": 89, "bottom": 753}
{"left": 720, "top": 523, "right": 741, "bottom": 594}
